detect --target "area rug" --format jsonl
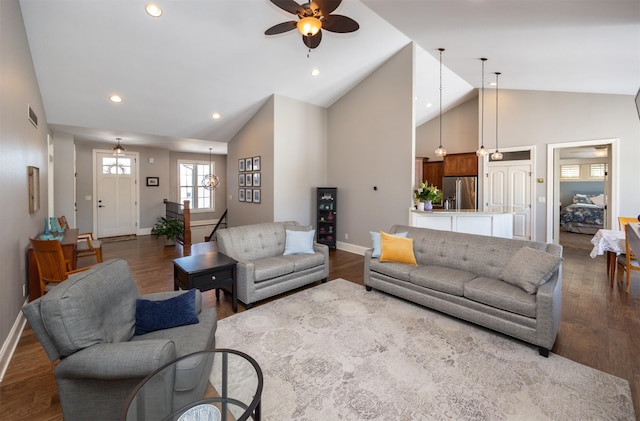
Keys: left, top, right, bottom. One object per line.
{"left": 215, "top": 279, "right": 635, "bottom": 420}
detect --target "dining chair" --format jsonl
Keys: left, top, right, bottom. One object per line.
{"left": 618, "top": 216, "right": 639, "bottom": 230}
{"left": 616, "top": 223, "right": 640, "bottom": 293}
{"left": 29, "top": 238, "right": 90, "bottom": 294}
{"left": 58, "top": 215, "right": 104, "bottom": 263}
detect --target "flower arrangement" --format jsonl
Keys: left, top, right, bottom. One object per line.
{"left": 414, "top": 181, "right": 442, "bottom": 203}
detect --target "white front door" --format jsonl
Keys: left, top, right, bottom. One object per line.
{"left": 486, "top": 162, "right": 533, "bottom": 241}
{"left": 95, "top": 151, "right": 138, "bottom": 238}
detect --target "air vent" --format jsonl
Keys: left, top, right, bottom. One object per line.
{"left": 28, "top": 104, "right": 38, "bottom": 128}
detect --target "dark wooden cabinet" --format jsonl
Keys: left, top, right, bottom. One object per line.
{"left": 316, "top": 187, "right": 337, "bottom": 249}
{"left": 443, "top": 152, "right": 478, "bottom": 176}
{"left": 423, "top": 161, "right": 444, "bottom": 190}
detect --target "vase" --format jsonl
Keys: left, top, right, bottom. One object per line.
{"left": 417, "top": 202, "right": 425, "bottom": 211}
{"left": 43, "top": 218, "right": 50, "bottom": 234}
{"left": 424, "top": 201, "right": 433, "bottom": 211}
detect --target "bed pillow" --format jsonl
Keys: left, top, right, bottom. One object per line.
{"left": 500, "top": 247, "right": 562, "bottom": 294}
{"left": 379, "top": 231, "right": 417, "bottom": 266}
{"left": 283, "top": 229, "right": 316, "bottom": 255}
{"left": 590, "top": 194, "right": 605, "bottom": 206}
{"left": 370, "top": 231, "right": 408, "bottom": 258}
{"left": 573, "top": 194, "right": 594, "bottom": 205}
{"left": 135, "top": 289, "right": 199, "bottom": 335}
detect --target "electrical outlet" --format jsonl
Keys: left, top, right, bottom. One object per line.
{"left": 345, "top": 233, "right": 349, "bottom": 240}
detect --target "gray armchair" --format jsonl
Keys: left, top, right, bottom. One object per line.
{"left": 22, "top": 259, "right": 217, "bottom": 421}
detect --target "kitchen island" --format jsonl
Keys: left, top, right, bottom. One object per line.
{"left": 409, "top": 208, "right": 514, "bottom": 238}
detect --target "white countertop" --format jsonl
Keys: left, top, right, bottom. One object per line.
{"left": 410, "top": 207, "right": 521, "bottom": 215}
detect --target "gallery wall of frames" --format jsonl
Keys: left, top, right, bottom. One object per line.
{"left": 238, "top": 156, "right": 261, "bottom": 203}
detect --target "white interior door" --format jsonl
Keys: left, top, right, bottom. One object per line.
{"left": 486, "top": 162, "right": 533, "bottom": 241}
{"left": 95, "top": 152, "right": 137, "bottom": 238}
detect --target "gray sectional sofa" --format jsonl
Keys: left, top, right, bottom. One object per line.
{"left": 364, "top": 225, "right": 563, "bottom": 357}
{"left": 22, "top": 259, "right": 217, "bottom": 420}
{"left": 217, "top": 221, "right": 329, "bottom": 308}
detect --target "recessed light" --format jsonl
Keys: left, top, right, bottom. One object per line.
{"left": 426, "top": 103, "right": 433, "bottom": 108}
{"left": 145, "top": 3, "right": 162, "bottom": 17}
{"left": 489, "top": 82, "right": 497, "bottom": 86}
{"left": 311, "top": 68, "right": 320, "bottom": 76}
{"left": 212, "top": 113, "right": 221, "bottom": 119}
{"left": 109, "top": 95, "right": 122, "bottom": 103}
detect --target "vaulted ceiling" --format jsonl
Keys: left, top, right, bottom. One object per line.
{"left": 19, "top": 0, "right": 640, "bottom": 154}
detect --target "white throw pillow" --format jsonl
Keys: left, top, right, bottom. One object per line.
{"left": 370, "top": 231, "right": 408, "bottom": 258}
{"left": 283, "top": 229, "right": 316, "bottom": 255}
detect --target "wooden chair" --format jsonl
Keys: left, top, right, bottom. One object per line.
{"left": 58, "top": 215, "right": 104, "bottom": 263}
{"left": 618, "top": 216, "right": 639, "bottom": 230}
{"left": 616, "top": 223, "right": 640, "bottom": 293}
{"left": 29, "top": 238, "right": 90, "bottom": 294}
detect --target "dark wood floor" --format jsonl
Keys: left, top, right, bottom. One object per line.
{"left": 1, "top": 234, "right": 638, "bottom": 420}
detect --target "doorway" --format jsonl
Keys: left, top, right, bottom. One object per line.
{"left": 93, "top": 150, "right": 139, "bottom": 238}
{"left": 546, "top": 139, "right": 618, "bottom": 245}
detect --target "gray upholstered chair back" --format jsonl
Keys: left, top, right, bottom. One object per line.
{"left": 217, "top": 221, "right": 301, "bottom": 261}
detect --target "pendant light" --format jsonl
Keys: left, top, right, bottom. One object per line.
{"left": 491, "top": 72, "right": 504, "bottom": 161}
{"left": 113, "top": 137, "right": 126, "bottom": 156}
{"left": 434, "top": 48, "right": 447, "bottom": 157}
{"left": 201, "top": 148, "right": 220, "bottom": 190}
{"left": 476, "top": 58, "right": 488, "bottom": 158}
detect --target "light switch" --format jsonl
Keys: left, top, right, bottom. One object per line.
{"left": 538, "top": 196, "right": 545, "bottom": 203}
{"left": 85, "top": 195, "right": 92, "bottom": 201}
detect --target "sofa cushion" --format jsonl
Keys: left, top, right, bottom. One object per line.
{"left": 370, "top": 231, "right": 408, "bottom": 258}
{"left": 464, "top": 277, "right": 537, "bottom": 318}
{"left": 410, "top": 266, "right": 477, "bottom": 296}
{"left": 282, "top": 252, "right": 325, "bottom": 272}
{"left": 135, "top": 289, "right": 199, "bottom": 335}
{"left": 500, "top": 247, "right": 562, "bottom": 294}
{"left": 283, "top": 229, "right": 316, "bottom": 255}
{"left": 379, "top": 232, "right": 417, "bottom": 265}
{"left": 39, "top": 259, "right": 139, "bottom": 357}
{"left": 369, "top": 259, "right": 415, "bottom": 282}
{"left": 253, "top": 256, "right": 294, "bottom": 282}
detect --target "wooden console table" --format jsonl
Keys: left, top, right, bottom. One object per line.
{"left": 27, "top": 228, "right": 79, "bottom": 300}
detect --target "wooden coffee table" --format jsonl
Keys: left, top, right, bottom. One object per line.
{"left": 173, "top": 252, "right": 238, "bottom": 312}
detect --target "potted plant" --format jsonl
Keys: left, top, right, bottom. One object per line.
{"left": 151, "top": 217, "right": 183, "bottom": 246}
{"left": 414, "top": 180, "right": 442, "bottom": 211}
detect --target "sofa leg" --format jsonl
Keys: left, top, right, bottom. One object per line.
{"left": 321, "top": 278, "right": 327, "bottom": 283}
{"left": 245, "top": 303, "right": 253, "bottom": 310}
{"left": 365, "top": 286, "right": 372, "bottom": 291}
{"left": 538, "top": 347, "right": 549, "bottom": 358}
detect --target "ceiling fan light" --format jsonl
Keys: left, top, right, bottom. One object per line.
{"left": 297, "top": 17, "right": 321, "bottom": 36}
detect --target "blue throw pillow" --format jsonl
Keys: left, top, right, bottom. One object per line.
{"left": 135, "top": 289, "right": 199, "bottom": 335}
{"left": 370, "top": 231, "right": 408, "bottom": 258}
{"left": 283, "top": 229, "right": 316, "bottom": 255}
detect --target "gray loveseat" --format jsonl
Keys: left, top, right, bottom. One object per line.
{"left": 217, "top": 221, "right": 329, "bottom": 308}
{"left": 364, "top": 225, "right": 563, "bottom": 357}
{"left": 22, "top": 259, "right": 217, "bottom": 421}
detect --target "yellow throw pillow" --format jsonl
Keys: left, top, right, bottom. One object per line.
{"left": 379, "top": 231, "right": 417, "bottom": 265}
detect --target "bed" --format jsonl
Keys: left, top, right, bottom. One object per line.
{"left": 560, "top": 193, "right": 605, "bottom": 234}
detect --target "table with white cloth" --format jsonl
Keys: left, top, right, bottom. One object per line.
{"left": 590, "top": 229, "right": 626, "bottom": 286}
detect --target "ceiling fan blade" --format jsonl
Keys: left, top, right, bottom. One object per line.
{"left": 303, "top": 30, "right": 322, "bottom": 49}
{"left": 269, "top": 0, "right": 305, "bottom": 15}
{"left": 322, "top": 14, "right": 359, "bottom": 33}
{"left": 265, "top": 21, "right": 298, "bottom": 35}
{"left": 310, "top": 0, "right": 341, "bottom": 15}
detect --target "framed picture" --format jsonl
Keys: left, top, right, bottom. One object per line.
{"left": 239, "top": 159, "right": 245, "bottom": 172}
{"left": 245, "top": 173, "right": 252, "bottom": 187}
{"left": 28, "top": 166, "right": 39, "bottom": 213}
{"left": 245, "top": 158, "right": 252, "bottom": 172}
{"left": 239, "top": 189, "right": 245, "bottom": 202}
{"left": 253, "top": 156, "right": 261, "bottom": 171}
{"left": 253, "top": 172, "right": 261, "bottom": 187}
{"left": 245, "top": 189, "right": 253, "bottom": 203}
{"left": 146, "top": 177, "right": 159, "bottom": 186}
{"left": 253, "top": 189, "right": 261, "bottom": 203}
{"left": 239, "top": 173, "right": 245, "bottom": 187}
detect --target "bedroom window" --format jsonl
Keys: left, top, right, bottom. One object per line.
{"left": 560, "top": 164, "right": 580, "bottom": 179}
{"left": 178, "top": 160, "right": 214, "bottom": 212}
{"left": 589, "top": 163, "right": 606, "bottom": 178}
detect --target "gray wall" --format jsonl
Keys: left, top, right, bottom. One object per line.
{"left": 416, "top": 94, "right": 479, "bottom": 160}
{"left": 52, "top": 132, "right": 76, "bottom": 226}
{"left": 327, "top": 42, "right": 415, "bottom": 248}
{"left": 0, "top": 0, "right": 49, "bottom": 368}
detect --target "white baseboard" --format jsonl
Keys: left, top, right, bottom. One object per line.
{"left": 0, "top": 300, "right": 28, "bottom": 382}
{"left": 336, "top": 241, "right": 368, "bottom": 256}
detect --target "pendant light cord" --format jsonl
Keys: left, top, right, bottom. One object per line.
{"left": 495, "top": 72, "right": 500, "bottom": 152}
{"left": 481, "top": 59, "right": 486, "bottom": 149}
{"left": 439, "top": 48, "right": 443, "bottom": 149}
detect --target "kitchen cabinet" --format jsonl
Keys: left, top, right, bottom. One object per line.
{"left": 443, "top": 152, "right": 478, "bottom": 176}
{"left": 423, "top": 161, "right": 444, "bottom": 190}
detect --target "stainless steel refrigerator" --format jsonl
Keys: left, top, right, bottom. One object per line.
{"left": 442, "top": 176, "right": 477, "bottom": 210}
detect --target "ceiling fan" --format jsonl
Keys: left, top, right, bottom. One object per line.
{"left": 265, "top": 0, "right": 360, "bottom": 50}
